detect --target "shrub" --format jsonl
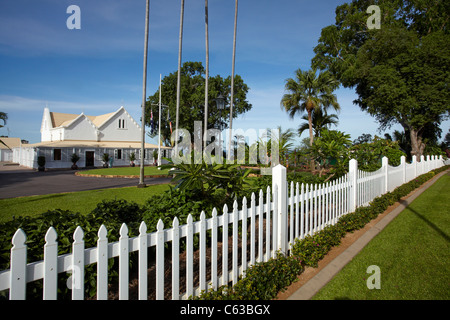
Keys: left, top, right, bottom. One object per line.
{"left": 91, "top": 199, "right": 144, "bottom": 227}
{"left": 193, "top": 253, "right": 303, "bottom": 300}
{"left": 37, "top": 156, "right": 45, "bottom": 168}
{"left": 142, "top": 187, "right": 229, "bottom": 232}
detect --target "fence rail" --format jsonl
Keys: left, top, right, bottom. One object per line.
{"left": 0, "top": 155, "right": 445, "bottom": 300}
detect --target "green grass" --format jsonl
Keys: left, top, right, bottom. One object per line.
{"left": 0, "top": 184, "right": 170, "bottom": 223}
{"left": 78, "top": 166, "right": 171, "bottom": 176}
{"left": 312, "top": 172, "right": 450, "bottom": 300}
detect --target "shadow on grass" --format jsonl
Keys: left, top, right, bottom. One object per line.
{"left": 399, "top": 199, "right": 450, "bottom": 243}
{"left": 9, "top": 193, "right": 68, "bottom": 205}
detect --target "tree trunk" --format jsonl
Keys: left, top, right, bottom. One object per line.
{"left": 409, "top": 127, "right": 426, "bottom": 160}
{"left": 307, "top": 109, "right": 315, "bottom": 172}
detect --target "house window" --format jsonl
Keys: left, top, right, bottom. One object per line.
{"left": 139, "top": 149, "right": 147, "bottom": 159}
{"left": 114, "top": 149, "right": 122, "bottom": 160}
{"left": 118, "top": 119, "right": 126, "bottom": 129}
{"left": 54, "top": 149, "right": 62, "bottom": 161}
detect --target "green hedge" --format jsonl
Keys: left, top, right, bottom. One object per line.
{"left": 193, "top": 165, "right": 449, "bottom": 300}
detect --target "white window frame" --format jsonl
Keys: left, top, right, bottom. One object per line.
{"left": 114, "top": 149, "right": 123, "bottom": 160}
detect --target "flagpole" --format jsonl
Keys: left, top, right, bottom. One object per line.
{"left": 204, "top": 0, "right": 209, "bottom": 150}
{"left": 175, "top": 0, "right": 185, "bottom": 154}
{"left": 158, "top": 74, "right": 162, "bottom": 166}
{"left": 227, "top": 0, "right": 238, "bottom": 162}
{"left": 139, "top": 0, "right": 150, "bottom": 188}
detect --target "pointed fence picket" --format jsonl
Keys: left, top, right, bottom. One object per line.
{"left": 0, "top": 155, "right": 445, "bottom": 300}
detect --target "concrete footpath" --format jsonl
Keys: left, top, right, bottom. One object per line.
{"left": 286, "top": 168, "right": 449, "bottom": 300}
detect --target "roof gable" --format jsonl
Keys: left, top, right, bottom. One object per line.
{"left": 49, "top": 108, "right": 131, "bottom": 129}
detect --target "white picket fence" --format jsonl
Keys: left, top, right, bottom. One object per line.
{"left": 0, "top": 155, "right": 445, "bottom": 300}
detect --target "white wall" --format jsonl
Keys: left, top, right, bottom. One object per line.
{"left": 98, "top": 109, "right": 141, "bottom": 142}
{"left": 0, "top": 149, "right": 13, "bottom": 161}
{"left": 64, "top": 117, "right": 98, "bottom": 141}
{"left": 14, "top": 146, "right": 171, "bottom": 169}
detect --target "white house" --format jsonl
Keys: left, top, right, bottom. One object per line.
{"left": 13, "top": 106, "right": 172, "bottom": 169}
{"left": 0, "top": 137, "right": 22, "bottom": 162}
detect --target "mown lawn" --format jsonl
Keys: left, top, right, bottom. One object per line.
{"left": 312, "top": 172, "right": 450, "bottom": 300}
{"left": 77, "top": 166, "right": 170, "bottom": 176}
{"left": 0, "top": 184, "right": 170, "bottom": 223}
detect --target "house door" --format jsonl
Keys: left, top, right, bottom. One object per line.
{"left": 85, "top": 151, "right": 95, "bottom": 167}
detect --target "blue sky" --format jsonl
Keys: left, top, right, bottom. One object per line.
{"left": 0, "top": 0, "right": 448, "bottom": 146}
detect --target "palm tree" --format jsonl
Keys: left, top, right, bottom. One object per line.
{"left": 262, "top": 126, "right": 295, "bottom": 167}
{"left": 297, "top": 109, "right": 338, "bottom": 138}
{"left": 281, "top": 68, "right": 340, "bottom": 171}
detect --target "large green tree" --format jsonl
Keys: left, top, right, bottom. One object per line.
{"left": 145, "top": 61, "right": 251, "bottom": 146}
{"left": 312, "top": 0, "right": 450, "bottom": 159}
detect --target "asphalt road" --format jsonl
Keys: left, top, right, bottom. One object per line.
{"left": 0, "top": 164, "right": 171, "bottom": 199}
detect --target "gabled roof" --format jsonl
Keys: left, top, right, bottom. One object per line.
{"left": 49, "top": 107, "right": 126, "bottom": 129}
{"left": 0, "top": 137, "right": 22, "bottom": 150}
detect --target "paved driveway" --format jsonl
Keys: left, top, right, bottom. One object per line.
{"left": 0, "top": 163, "right": 171, "bottom": 199}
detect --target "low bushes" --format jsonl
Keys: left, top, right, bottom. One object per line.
{"left": 194, "top": 253, "right": 304, "bottom": 300}
{"left": 193, "top": 165, "right": 449, "bottom": 300}
{"left": 142, "top": 187, "right": 230, "bottom": 232}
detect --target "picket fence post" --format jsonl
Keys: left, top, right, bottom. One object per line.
{"left": 272, "top": 164, "right": 287, "bottom": 254}
{"left": 401, "top": 156, "right": 406, "bottom": 184}
{"left": 348, "top": 159, "right": 358, "bottom": 212}
{"left": 420, "top": 155, "right": 425, "bottom": 175}
{"left": 382, "top": 157, "right": 389, "bottom": 193}
{"left": 119, "top": 224, "right": 129, "bottom": 300}
{"left": 10, "top": 229, "right": 27, "bottom": 300}
{"left": 412, "top": 155, "right": 417, "bottom": 179}
{"left": 156, "top": 220, "right": 164, "bottom": 300}
{"left": 43, "top": 227, "right": 58, "bottom": 300}
{"left": 171, "top": 217, "right": 180, "bottom": 300}
{"left": 97, "top": 225, "right": 108, "bottom": 300}
{"left": 71, "top": 226, "right": 85, "bottom": 300}
{"left": 139, "top": 221, "right": 148, "bottom": 300}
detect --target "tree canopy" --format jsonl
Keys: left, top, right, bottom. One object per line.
{"left": 312, "top": 0, "right": 450, "bottom": 159}
{"left": 145, "top": 61, "right": 252, "bottom": 146}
